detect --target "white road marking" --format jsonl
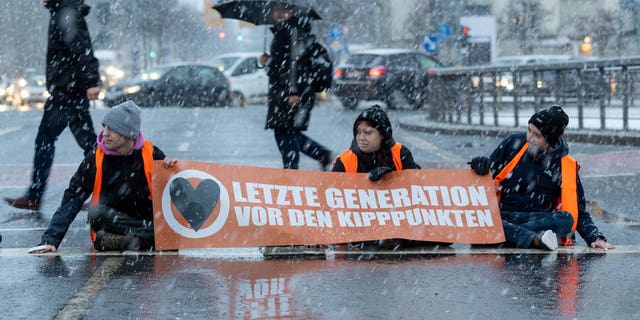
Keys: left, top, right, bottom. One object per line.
{"left": 2, "top": 245, "right": 639, "bottom": 257}
{"left": 178, "top": 142, "right": 190, "bottom": 152}
{"left": 0, "top": 126, "right": 21, "bottom": 136}
{"left": 0, "top": 227, "right": 47, "bottom": 232}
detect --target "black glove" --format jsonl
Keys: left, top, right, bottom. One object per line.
{"left": 368, "top": 167, "right": 393, "bottom": 181}
{"left": 468, "top": 156, "right": 491, "bottom": 175}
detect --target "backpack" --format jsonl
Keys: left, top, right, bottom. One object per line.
{"left": 307, "top": 42, "right": 333, "bottom": 92}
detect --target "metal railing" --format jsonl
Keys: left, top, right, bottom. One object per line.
{"left": 427, "top": 56, "right": 640, "bottom": 131}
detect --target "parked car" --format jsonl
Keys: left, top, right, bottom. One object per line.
{"left": 104, "top": 63, "right": 230, "bottom": 107}
{"left": 332, "top": 48, "right": 443, "bottom": 110}
{"left": 209, "top": 52, "right": 268, "bottom": 107}
{"left": 19, "top": 75, "right": 49, "bottom": 108}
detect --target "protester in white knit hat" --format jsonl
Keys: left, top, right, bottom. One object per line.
{"left": 29, "top": 101, "right": 178, "bottom": 253}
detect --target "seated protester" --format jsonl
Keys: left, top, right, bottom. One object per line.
{"left": 28, "top": 101, "right": 178, "bottom": 253}
{"left": 332, "top": 104, "right": 433, "bottom": 250}
{"left": 469, "top": 105, "right": 614, "bottom": 251}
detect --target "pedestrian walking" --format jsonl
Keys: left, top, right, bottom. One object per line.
{"left": 5, "top": 0, "right": 102, "bottom": 211}
{"left": 28, "top": 101, "right": 178, "bottom": 253}
{"left": 259, "top": 3, "right": 332, "bottom": 170}
{"left": 332, "top": 104, "right": 431, "bottom": 250}
{"left": 469, "top": 105, "right": 614, "bottom": 251}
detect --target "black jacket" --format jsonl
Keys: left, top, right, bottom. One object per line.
{"left": 40, "top": 145, "right": 165, "bottom": 248}
{"left": 490, "top": 133, "right": 604, "bottom": 244}
{"left": 332, "top": 139, "right": 420, "bottom": 173}
{"left": 265, "top": 17, "right": 317, "bottom": 131}
{"left": 45, "top": 0, "right": 101, "bottom": 95}
{"left": 332, "top": 105, "right": 420, "bottom": 172}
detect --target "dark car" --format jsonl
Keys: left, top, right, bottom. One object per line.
{"left": 104, "top": 63, "right": 230, "bottom": 107}
{"left": 332, "top": 49, "right": 442, "bottom": 110}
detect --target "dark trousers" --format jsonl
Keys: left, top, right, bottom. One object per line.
{"left": 87, "top": 205, "right": 155, "bottom": 249}
{"left": 273, "top": 128, "right": 330, "bottom": 169}
{"left": 26, "top": 92, "right": 96, "bottom": 202}
{"left": 501, "top": 210, "right": 574, "bottom": 248}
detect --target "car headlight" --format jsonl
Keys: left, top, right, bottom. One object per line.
{"left": 123, "top": 85, "right": 141, "bottom": 94}
{"left": 20, "top": 89, "right": 30, "bottom": 99}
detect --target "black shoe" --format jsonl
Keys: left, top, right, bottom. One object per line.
{"left": 94, "top": 230, "right": 121, "bottom": 251}
{"left": 4, "top": 196, "right": 40, "bottom": 210}
{"left": 319, "top": 150, "right": 333, "bottom": 171}
{"left": 94, "top": 230, "right": 141, "bottom": 251}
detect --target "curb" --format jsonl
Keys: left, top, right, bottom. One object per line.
{"left": 399, "top": 120, "right": 640, "bottom": 146}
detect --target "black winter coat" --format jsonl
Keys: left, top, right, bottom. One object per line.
{"left": 40, "top": 145, "right": 166, "bottom": 248}
{"left": 265, "top": 17, "right": 317, "bottom": 131}
{"left": 489, "top": 133, "right": 605, "bottom": 245}
{"left": 45, "top": 0, "right": 101, "bottom": 95}
{"left": 332, "top": 139, "right": 420, "bottom": 173}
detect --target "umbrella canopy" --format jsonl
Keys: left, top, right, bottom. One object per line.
{"left": 213, "top": 0, "right": 321, "bottom": 26}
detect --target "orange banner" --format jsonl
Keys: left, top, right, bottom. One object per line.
{"left": 152, "top": 161, "right": 505, "bottom": 250}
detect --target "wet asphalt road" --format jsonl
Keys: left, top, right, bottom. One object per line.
{"left": 1, "top": 100, "right": 639, "bottom": 319}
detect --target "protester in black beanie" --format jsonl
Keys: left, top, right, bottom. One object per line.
{"left": 528, "top": 105, "right": 569, "bottom": 148}
{"left": 468, "top": 105, "right": 613, "bottom": 252}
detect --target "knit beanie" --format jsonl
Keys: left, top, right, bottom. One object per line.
{"left": 528, "top": 105, "right": 569, "bottom": 147}
{"left": 102, "top": 100, "right": 141, "bottom": 139}
{"left": 353, "top": 104, "right": 394, "bottom": 148}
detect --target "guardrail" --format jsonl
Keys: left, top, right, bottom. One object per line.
{"left": 427, "top": 56, "right": 640, "bottom": 131}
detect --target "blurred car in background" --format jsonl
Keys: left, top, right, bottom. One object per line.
{"left": 104, "top": 63, "right": 230, "bottom": 107}
{"left": 332, "top": 48, "right": 443, "bottom": 110}
{"left": 2, "top": 75, "right": 49, "bottom": 108}
{"left": 19, "top": 75, "right": 49, "bottom": 108}
{"left": 209, "top": 52, "right": 268, "bottom": 107}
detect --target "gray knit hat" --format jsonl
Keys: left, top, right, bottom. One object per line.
{"left": 102, "top": 100, "right": 141, "bottom": 139}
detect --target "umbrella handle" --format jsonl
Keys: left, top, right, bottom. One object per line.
{"left": 256, "top": 26, "right": 268, "bottom": 69}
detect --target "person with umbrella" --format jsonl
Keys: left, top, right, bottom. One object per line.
{"left": 257, "top": 2, "right": 333, "bottom": 170}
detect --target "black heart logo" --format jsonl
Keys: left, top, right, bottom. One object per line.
{"left": 169, "top": 177, "right": 220, "bottom": 231}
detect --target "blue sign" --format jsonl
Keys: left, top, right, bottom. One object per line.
{"left": 329, "top": 26, "right": 343, "bottom": 41}
{"left": 437, "top": 24, "right": 451, "bottom": 40}
{"left": 423, "top": 34, "right": 438, "bottom": 55}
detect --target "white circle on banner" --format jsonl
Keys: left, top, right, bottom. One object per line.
{"left": 161, "top": 169, "right": 230, "bottom": 238}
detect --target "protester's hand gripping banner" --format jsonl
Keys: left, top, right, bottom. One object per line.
{"left": 152, "top": 161, "right": 505, "bottom": 250}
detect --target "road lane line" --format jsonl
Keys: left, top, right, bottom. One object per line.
{"left": 0, "top": 126, "right": 21, "bottom": 136}
{"left": 178, "top": 142, "right": 190, "bottom": 152}
{"left": 54, "top": 257, "right": 125, "bottom": 320}
{"left": 0, "top": 227, "right": 47, "bottom": 232}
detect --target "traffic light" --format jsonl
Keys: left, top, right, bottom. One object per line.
{"left": 236, "top": 34, "right": 244, "bottom": 41}
{"left": 148, "top": 50, "right": 156, "bottom": 59}
{"left": 458, "top": 25, "right": 470, "bottom": 44}
{"left": 218, "top": 31, "right": 226, "bottom": 39}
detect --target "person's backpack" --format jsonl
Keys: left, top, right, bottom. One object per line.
{"left": 307, "top": 41, "right": 333, "bottom": 92}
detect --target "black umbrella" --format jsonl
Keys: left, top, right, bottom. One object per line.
{"left": 213, "top": 0, "right": 321, "bottom": 26}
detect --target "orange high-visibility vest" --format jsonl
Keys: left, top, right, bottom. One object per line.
{"left": 338, "top": 142, "right": 403, "bottom": 173}
{"left": 494, "top": 142, "right": 579, "bottom": 245}
{"left": 89, "top": 140, "right": 154, "bottom": 241}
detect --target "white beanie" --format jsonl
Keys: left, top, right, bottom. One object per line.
{"left": 102, "top": 100, "right": 141, "bottom": 139}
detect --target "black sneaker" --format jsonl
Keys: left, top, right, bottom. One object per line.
{"left": 94, "top": 230, "right": 141, "bottom": 251}
{"left": 94, "top": 230, "right": 123, "bottom": 251}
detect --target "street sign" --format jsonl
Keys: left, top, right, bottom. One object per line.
{"left": 423, "top": 34, "right": 438, "bottom": 55}
{"left": 437, "top": 24, "right": 451, "bottom": 40}
{"left": 329, "top": 26, "right": 344, "bottom": 41}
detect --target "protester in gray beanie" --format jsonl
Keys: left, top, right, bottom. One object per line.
{"left": 102, "top": 100, "right": 141, "bottom": 139}
{"left": 28, "top": 100, "right": 178, "bottom": 254}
